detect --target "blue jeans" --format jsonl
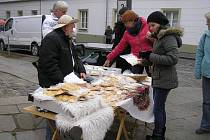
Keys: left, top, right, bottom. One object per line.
{"left": 200, "top": 76, "right": 210, "bottom": 130}
{"left": 153, "top": 87, "right": 170, "bottom": 133}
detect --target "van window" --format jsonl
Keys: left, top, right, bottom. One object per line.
{"left": 0, "top": 25, "right": 4, "bottom": 31}
{"left": 4, "top": 19, "right": 13, "bottom": 31}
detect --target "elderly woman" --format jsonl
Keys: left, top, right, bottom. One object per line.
{"left": 103, "top": 10, "right": 152, "bottom": 74}
{"left": 194, "top": 12, "right": 210, "bottom": 135}
{"left": 140, "top": 11, "right": 183, "bottom": 140}
{"left": 42, "top": 1, "right": 69, "bottom": 37}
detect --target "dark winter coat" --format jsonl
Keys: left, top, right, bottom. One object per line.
{"left": 112, "top": 21, "right": 131, "bottom": 71}
{"left": 38, "top": 29, "right": 86, "bottom": 88}
{"left": 104, "top": 28, "right": 113, "bottom": 40}
{"left": 149, "top": 27, "right": 183, "bottom": 89}
{"left": 113, "top": 21, "right": 130, "bottom": 54}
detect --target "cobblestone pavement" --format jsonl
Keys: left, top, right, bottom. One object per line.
{"left": 0, "top": 52, "right": 209, "bottom": 140}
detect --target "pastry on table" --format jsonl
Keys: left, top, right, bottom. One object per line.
{"left": 61, "top": 83, "right": 80, "bottom": 91}
{"left": 44, "top": 89, "right": 63, "bottom": 96}
{"left": 55, "top": 93, "right": 78, "bottom": 103}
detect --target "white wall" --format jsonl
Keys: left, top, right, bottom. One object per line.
{"left": 132, "top": 0, "right": 210, "bottom": 45}
{"left": 0, "top": 1, "right": 41, "bottom": 18}
{"left": 41, "top": 0, "right": 108, "bottom": 35}
{"left": 67, "top": 0, "right": 107, "bottom": 35}
{"left": 0, "top": 0, "right": 210, "bottom": 45}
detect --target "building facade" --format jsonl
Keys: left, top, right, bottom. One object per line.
{"left": 0, "top": 0, "right": 210, "bottom": 52}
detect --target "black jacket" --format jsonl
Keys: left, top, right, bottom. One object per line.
{"left": 38, "top": 29, "right": 86, "bottom": 88}
{"left": 113, "top": 21, "right": 131, "bottom": 54}
{"left": 112, "top": 21, "right": 131, "bottom": 72}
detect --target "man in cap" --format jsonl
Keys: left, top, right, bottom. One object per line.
{"left": 38, "top": 15, "right": 86, "bottom": 88}
{"left": 42, "top": 0, "right": 69, "bottom": 37}
{"left": 38, "top": 15, "right": 84, "bottom": 140}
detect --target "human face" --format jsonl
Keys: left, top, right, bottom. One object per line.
{"left": 148, "top": 22, "right": 160, "bottom": 33}
{"left": 63, "top": 23, "right": 75, "bottom": 36}
{"left": 206, "top": 19, "right": 210, "bottom": 30}
{"left": 54, "top": 9, "right": 67, "bottom": 18}
{"left": 124, "top": 21, "right": 134, "bottom": 28}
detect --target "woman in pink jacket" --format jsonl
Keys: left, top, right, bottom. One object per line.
{"left": 103, "top": 10, "right": 152, "bottom": 74}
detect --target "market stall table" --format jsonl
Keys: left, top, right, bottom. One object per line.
{"left": 23, "top": 106, "right": 130, "bottom": 140}
{"left": 26, "top": 74, "right": 153, "bottom": 140}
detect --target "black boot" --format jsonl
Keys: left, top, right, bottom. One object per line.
{"left": 146, "top": 127, "right": 166, "bottom": 140}
{"left": 68, "top": 126, "right": 83, "bottom": 140}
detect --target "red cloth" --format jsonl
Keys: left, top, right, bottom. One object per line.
{"left": 107, "top": 17, "right": 152, "bottom": 61}
{"left": 0, "top": 19, "right": 5, "bottom": 26}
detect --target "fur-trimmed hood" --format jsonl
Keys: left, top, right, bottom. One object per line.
{"left": 157, "top": 27, "right": 184, "bottom": 39}
{"left": 158, "top": 27, "right": 184, "bottom": 48}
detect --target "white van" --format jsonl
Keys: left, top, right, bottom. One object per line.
{"left": 0, "top": 15, "right": 47, "bottom": 56}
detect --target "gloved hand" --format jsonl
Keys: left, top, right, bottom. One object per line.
{"left": 139, "top": 51, "right": 152, "bottom": 60}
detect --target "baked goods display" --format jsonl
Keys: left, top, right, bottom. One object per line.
{"left": 85, "top": 75, "right": 145, "bottom": 106}
{"left": 55, "top": 94, "right": 78, "bottom": 103}
{"left": 42, "top": 75, "right": 149, "bottom": 108}
{"left": 44, "top": 89, "right": 64, "bottom": 96}
{"left": 85, "top": 65, "right": 121, "bottom": 76}
{"left": 43, "top": 83, "right": 85, "bottom": 103}
{"left": 61, "top": 83, "right": 81, "bottom": 91}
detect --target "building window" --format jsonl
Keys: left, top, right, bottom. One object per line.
{"left": 114, "top": 9, "right": 118, "bottom": 22}
{"left": 6, "top": 11, "right": 10, "bottom": 19}
{"left": 111, "top": 9, "right": 118, "bottom": 28}
{"left": 4, "top": 18, "right": 13, "bottom": 31}
{"left": 78, "top": 9, "right": 88, "bottom": 31}
{"left": 17, "top": 10, "right": 23, "bottom": 16}
{"left": 31, "top": 10, "right": 38, "bottom": 15}
{"left": 162, "top": 9, "right": 180, "bottom": 27}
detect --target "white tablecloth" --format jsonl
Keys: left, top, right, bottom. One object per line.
{"left": 117, "top": 87, "right": 154, "bottom": 123}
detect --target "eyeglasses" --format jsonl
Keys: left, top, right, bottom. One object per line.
{"left": 62, "top": 11, "right": 67, "bottom": 14}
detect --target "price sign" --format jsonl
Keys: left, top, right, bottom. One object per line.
{"left": 117, "top": 0, "right": 127, "bottom": 12}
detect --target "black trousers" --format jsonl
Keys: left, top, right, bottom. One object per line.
{"left": 130, "top": 64, "right": 151, "bottom": 76}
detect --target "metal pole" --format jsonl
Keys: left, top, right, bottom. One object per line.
{"left": 40, "top": 0, "right": 41, "bottom": 14}
{"left": 7, "top": 36, "right": 10, "bottom": 56}
{"left": 127, "top": 0, "right": 132, "bottom": 9}
{"left": 105, "top": 0, "right": 108, "bottom": 43}
{"left": 105, "top": 0, "right": 108, "bottom": 27}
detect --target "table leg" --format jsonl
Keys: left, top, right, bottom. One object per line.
{"left": 47, "top": 119, "right": 60, "bottom": 140}
{"left": 116, "top": 109, "right": 129, "bottom": 140}
{"left": 52, "top": 129, "right": 58, "bottom": 140}
{"left": 123, "top": 124, "right": 129, "bottom": 140}
{"left": 47, "top": 120, "right": 55, "bottom": 132}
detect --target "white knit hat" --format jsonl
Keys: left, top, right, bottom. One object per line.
{"left": 53, "top": 15, "right": 79, "bottom": 29}
{"left": 205, "top": 12, "right": 210, "bottom": 22}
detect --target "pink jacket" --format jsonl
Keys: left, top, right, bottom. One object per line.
{"left": 107, "top": 17, "right": 152, "bottom": 61}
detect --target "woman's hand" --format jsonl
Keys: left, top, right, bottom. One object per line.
{"left": 80, "top": 73, "right": 86, "bottom": 79}
{"left": 146, "top": 31, "right": 152, "bottom": 39}
{"left": 103, "top": 59, "right": 111, "bottom": 67}
{"left": 137, "top": 58, "right": 143, "bottom": 65}
{"left": 146, "top": 31, "right": 156, "bottom": 42}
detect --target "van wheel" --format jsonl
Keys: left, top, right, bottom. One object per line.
{"left": 31, "top": 43, "right": 39, "bottom": 56}
{"left": 0, "top": 41, "right": 5, "bottom": 51}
